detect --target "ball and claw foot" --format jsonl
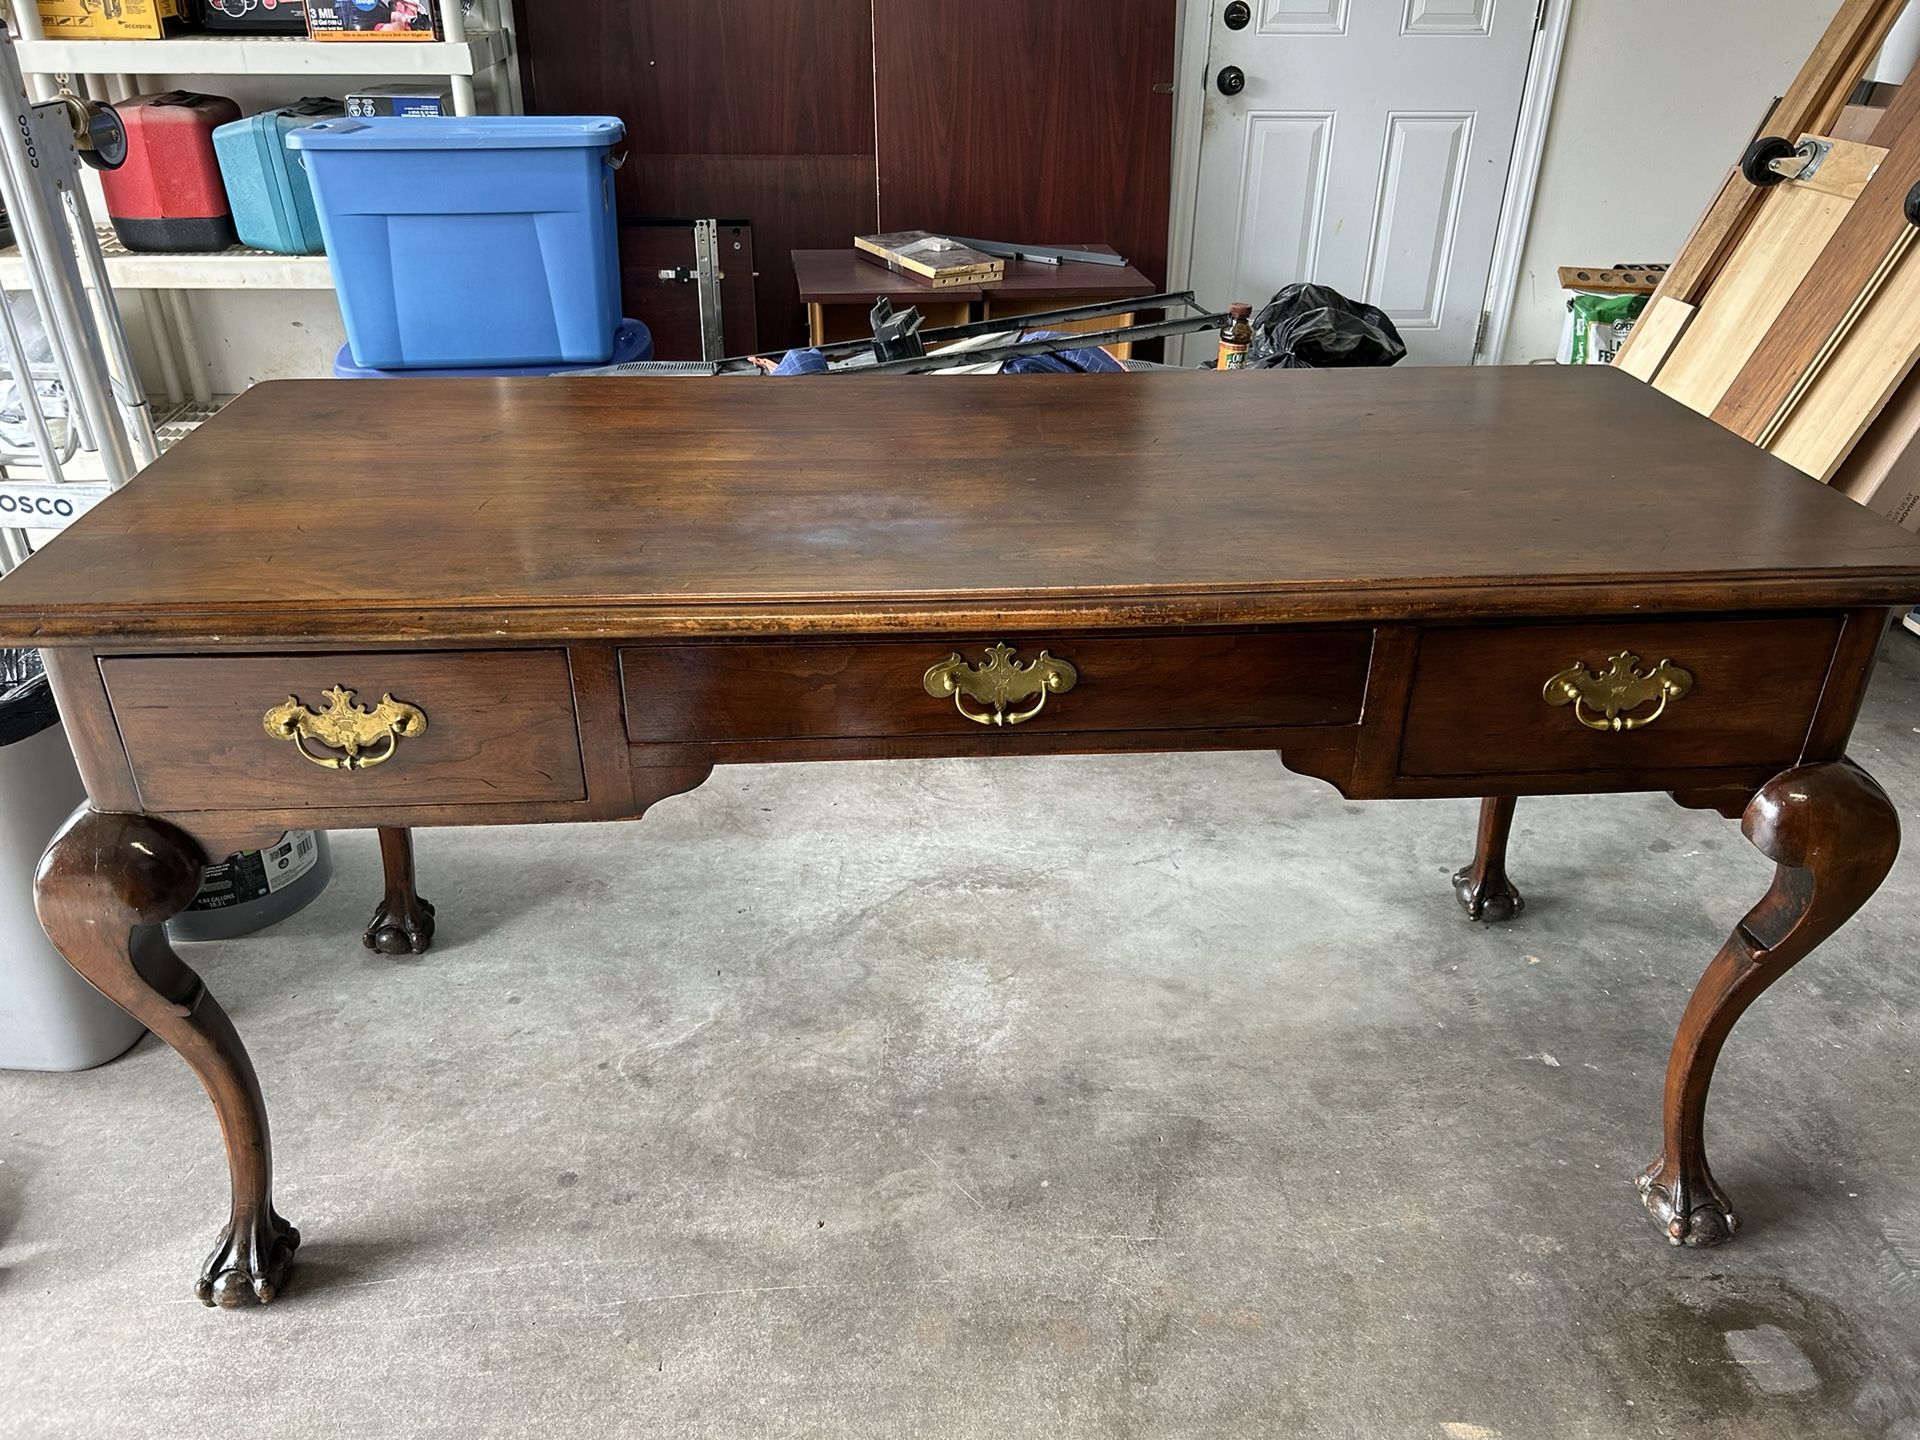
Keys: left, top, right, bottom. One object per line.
{"left": 1453, "top": 866, "right": 1523, "bottom": 923}
{"left": 364, "top": 892, "right": 434, "bottom": 956}
{"left": 1637, "top": 1154, "right": 1739, "bottom": 1248}
{"left": 195, "top": 1209, "right": 301, "bottom": 1308}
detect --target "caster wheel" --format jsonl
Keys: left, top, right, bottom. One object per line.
{"left": 1741, "top": 135, "right": 1796, "bottom": 188}
{"left": 1905, "top": 181, "right": 1920, "bottom": 228}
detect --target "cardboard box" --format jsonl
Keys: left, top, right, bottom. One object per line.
{"left": 305, "top": 0, "right": 441, "bottom": 40}
{"left": 32, "top": 0, "right": 184, "bottom": 40}
{"left": 345, "top": 83, "right": 454, "bottom": 116}
{"left": 1834, "top": 365, "right": 1920, "bottom": 534}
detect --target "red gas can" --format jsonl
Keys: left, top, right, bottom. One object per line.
{"left": 100, "top": 92, "right": 242, "bottom": 252}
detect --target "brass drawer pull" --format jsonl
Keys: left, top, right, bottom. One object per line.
{"left": 262, "top": 686, "right": 428, "bottom": 770}
{"left": 922, "top": 643, "right": 1077, "bottom": 727}
{"left": 1543, "top": 652, "right": 1693, "bottom": 732}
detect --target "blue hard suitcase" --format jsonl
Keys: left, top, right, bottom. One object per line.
{"left": 211, "top": 99, "right": 342, "bottom": 256}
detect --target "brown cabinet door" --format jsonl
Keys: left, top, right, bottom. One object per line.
{"left": 872, "top": 0, "right": 1177, "bottom": 289}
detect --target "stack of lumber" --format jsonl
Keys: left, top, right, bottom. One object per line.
{"left": 1612, "top": 0, "right": 1920, "bottom": 531}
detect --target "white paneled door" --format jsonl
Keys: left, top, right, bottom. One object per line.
{"left": 1186, "top": 0, "right": 1540, "bottom": 364}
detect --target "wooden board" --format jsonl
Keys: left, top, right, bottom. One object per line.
{"left": 1612, "top": 0, "right": 1907, "bottom": 376}
{"left": 1833, "top": 358, "right": 1920, "bottom": 526}
{"left": 872, "top": 0, "right": 1176, "bottom": 290}
{"left": 1770, "top": 237, "right": 1920, "bottom": 480}
{"left": 1615, "top": 297, "right": 1693, "bottom": 382}
{"left": 1652, "top": 136, "right": 1884, "bottom": 414}
{"left": 1558, "top": 264, "right": 1667, "bottom": 294}
{"left": 1712, "top": 65, "right": 1920, "bottom": 439}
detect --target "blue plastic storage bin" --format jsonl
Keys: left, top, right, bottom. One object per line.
{"left": 212, "top": 98, "right": 342, "bottom": 256}
{"left": 287, "top": 115, "right": 626, "bottom": 369}
{"left": 331, "top": 318, "right": 653, "bottom": 377}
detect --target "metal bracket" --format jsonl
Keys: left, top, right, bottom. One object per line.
{"left": 867, "top": 298, "right": 927, "bottom": 362}
{"left": 1771, "top": 136, "right": 1834, "bottom": 183}
{"left": 693, "top": 218, "right": 724, "bottom": 362}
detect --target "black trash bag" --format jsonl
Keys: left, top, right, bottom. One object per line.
{"left": 1245, "top": 283, "right": 1407, "bottom": 369}
{"left": 0, "top": 647, "right": 58, "bottom": 746}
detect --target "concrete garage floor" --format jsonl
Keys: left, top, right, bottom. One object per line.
{"left": 4, "top": 637, "right": 1920, "bottom": 1439}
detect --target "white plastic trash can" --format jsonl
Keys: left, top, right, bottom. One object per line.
{"left": 0, "top": 652, "right": 146, "bottom": 1072}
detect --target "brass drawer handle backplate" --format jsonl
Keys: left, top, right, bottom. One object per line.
{"left": 922, "top": 642, "right": 1078, "bottom": 727}
{"left": 1543, "top": 651, "right": 1693, "bottom": 732}
{"left": 262, "top": 686, "right": 429, "bottom": 770}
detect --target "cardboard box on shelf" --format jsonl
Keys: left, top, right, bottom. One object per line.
{"left": 345, "top": 83, "right": 454, "bottom": 116}
{"left": 304, "top": 0, "right": 441, "bottom": 40}
{"left": 31, "top": 0, "right": 185, "bottom": 40}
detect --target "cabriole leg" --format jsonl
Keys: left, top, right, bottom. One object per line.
{"left": 1454, "top": 795, "right": 1523, "bottom": 921}
{"left": 364, "top": 825, "right": 434, "bottom": 956}
{"left": 1639, "top": 761, "right": 1898, "bottom": 1245}
{"left": 34, "top": 808, "right": 299, "bottom": 1307}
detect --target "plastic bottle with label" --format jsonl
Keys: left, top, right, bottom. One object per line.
{"left": 1216, "top": 301, "right": 1253, "bottom": 370}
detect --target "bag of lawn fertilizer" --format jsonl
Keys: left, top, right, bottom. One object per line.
{"left": 1559, "top": 291, "right": 1648, "bottom": 365}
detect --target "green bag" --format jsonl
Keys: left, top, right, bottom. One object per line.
{"left": 1564, "top": 292, "right": 1649, "bottom": 366}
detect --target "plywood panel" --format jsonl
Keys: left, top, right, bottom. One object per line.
{"left": 873, "top": 0, "right": 1177, "bottom": 289}
{"left": 1651, "top": 140, "right": 1882, "bottom": 415}
{"left": 1613, "top": 296, "right": 1693, "bottom": 383}
{"left": 520, "top": 0, "right": 876, "bottom": 156}
{"left": 1615, "top": 0, "right": 1905, "bottom": 318}
{"left": 1713, "top": 73, "right": 1920, "bottom": 437}
{"left": 1768, "top": 240, "right": 1920, "bottom": 480}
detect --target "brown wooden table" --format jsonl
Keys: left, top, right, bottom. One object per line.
{"left": 792, "top": 245, "right": 1159, "bottom": 351}
{"left": 4, "top": 367, "right": 1918, "bottom": 1309}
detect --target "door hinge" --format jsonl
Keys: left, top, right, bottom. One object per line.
{"left": 1472, "top": 310, "right": 1492, "bottom": 356}
{"left": 1534, "top": 0, "right": 1548, "bottom": 30}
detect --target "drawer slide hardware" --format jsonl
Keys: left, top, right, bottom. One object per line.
{"left": 1543, "top": 652, "right": 1693, "bottom": 732}
{"left": 922, "top": 643, "right": 1078, "bottom": 727}
{"left": 262, "top": 687, "right": 429, "bottom": 770}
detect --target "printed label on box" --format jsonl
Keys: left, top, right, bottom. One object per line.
{"left": 306, "top": 0, "right": 442, "bottom": 39}
{"left": 188, "top": 831, "right": 319, "bottom": 910}
{"left": 34, "top": 0, "right": 181, "bottom": 39}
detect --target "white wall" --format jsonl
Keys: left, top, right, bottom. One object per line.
{"left": 1499, "top": 0, "right": 1839, "bottom": 363}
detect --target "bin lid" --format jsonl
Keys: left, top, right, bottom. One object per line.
{"left": 288, "top": 116, "right": 625, "bottom": 151}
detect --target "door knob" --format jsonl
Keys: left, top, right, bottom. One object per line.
{"left": 1216, "top": 65, "right": 1246, "bottom": 96}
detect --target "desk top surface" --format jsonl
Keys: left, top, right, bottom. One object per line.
{"left": 4, "top": 366, "right": 1918, "bottom": 647}
{"left": 792, "top": 246, "right": 1158, "bottom": 304}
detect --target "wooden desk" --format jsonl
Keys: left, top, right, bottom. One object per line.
{"left": 5, "top": 368, "right": 1918, "bottom": 1309}
{"left": 792, "top": 246, "right": 1159, "bottom": 352}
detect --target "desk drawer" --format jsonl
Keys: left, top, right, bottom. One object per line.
{"left": 102, "top": 650, "right": 585, "bottom": 811}
{"left": 1398, "top": 618, "right": 1842, "bottom": 779}
{"left": 621, "top": 631, "right": 1372, "bottom": 744}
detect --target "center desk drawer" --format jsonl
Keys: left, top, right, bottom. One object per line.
{"left": 1398, "top": 617, "right": 1843, "bottom": 778}
{"left": 620, "top": 632, "right": 1372, "bottom": 743}
{"left": 101, "top": 650, "right": 585, "bottom": 811}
